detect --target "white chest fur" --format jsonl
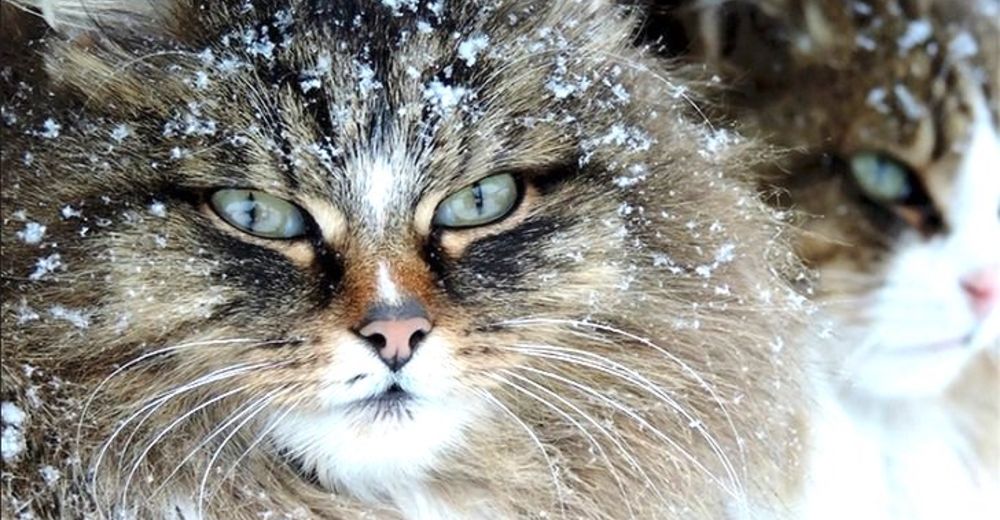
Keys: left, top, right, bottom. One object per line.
{"left": 800, "top": 388, "right": 999, "bottom": 520}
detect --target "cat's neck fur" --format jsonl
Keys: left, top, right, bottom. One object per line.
{"left": 803, "top": 354, "right": 999, "bottom": 520}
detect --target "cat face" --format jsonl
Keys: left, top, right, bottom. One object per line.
{"left": 675, "top": 0, "right": 1000, "bottom": 397}
{"left": 1, "top": 0, "right": 805, "bottom": 516}
{"left": 844, "top": 101, "right": 1000, "bottom": 398}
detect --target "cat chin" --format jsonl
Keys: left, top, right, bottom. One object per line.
{"left": 267, "top": 397, "right": 481, "bottom": 503}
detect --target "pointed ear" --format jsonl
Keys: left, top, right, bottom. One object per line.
{"left": 644, "top": 0, "right": 859, "bottom": 89}
{"left": 7, "top": 0, "right": 169, "bottom": 42}
{"left": 2, "top": 1, "right": 47, "bottom": 46}
{"left": 7, "top": 1, "right": 195, "bottom": 115}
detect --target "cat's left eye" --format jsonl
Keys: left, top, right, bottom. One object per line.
{"left": 848, "top": 152, "right": 943, "bottom": 232}
{"left": 210, "top": 189, "right": 307, "bottom": 239}
{"left": 433, "top": 173, "right": 519, "bottom": 228}
{"left": 849, "top": 152, "right": 913, "bottom": 203}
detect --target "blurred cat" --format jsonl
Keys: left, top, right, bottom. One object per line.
{"left": 0, "top": 0, "right": 809, "bottom": 518}
{"left": 637, "top": 0, "right": 1000, "bottom": 518}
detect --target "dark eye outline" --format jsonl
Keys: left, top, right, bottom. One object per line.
{"left": 209, "top": 188, "right": 315, "bottom": 240}
{"left": 432, "top": 173, "right": 524, "bottom": 229}
{"left": 842, "top": 152, "right": 942, "bottom": 233}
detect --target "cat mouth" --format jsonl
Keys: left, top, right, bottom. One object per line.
{"left": 372, "top": 383, "right": 409, "bottom": 402}
{"left": 895, "top": 334, "right": 973, "bottom": 356}
{"left": 348, "top": 383, "right": 413, "bottom": 417}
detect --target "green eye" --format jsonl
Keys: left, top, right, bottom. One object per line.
{"left": 433, "top": 173, "right": 519, "bottom": 228}
{"left": 210, "top": 189, "right": 307, "bottom": 239}
{"left": 849, "top": 152, "right": 913, "bottom": 202}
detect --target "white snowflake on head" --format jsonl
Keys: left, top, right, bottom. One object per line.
{"left": 149, "top": 201, "right": 168, "bottom": 218}
{"left": 356, "top": 62, "right": 381, "bottom": 96}
{"left": 1, "top": 401, "right": 27, "bottom": 463}
{"left": 39, "top": 465, "right": 62, "bottom": 487}
{"left": 61, "top": 205, "right": 82, "bottom": 219}
{"left": 29, "top": 254, "right": 63, "bottom": 281}
{"left": 110, "top": 124, "right": 131, "bottom": 143}
{"left": 16, "top": 222, "right": 46, "bottom": 244}
{"left": 38, "top": 118, "right": 61, "bottom": 138}
{"left": 898, "top": 20, "right": 932, "bottom": 51}
{"left": 457, "top": 34, "right": 490, "bottom": 66}
{"left": 49, "top": 305, "right": 90, "bottom": 329}
{"left": 423, "top": 80, "right": 470, "bottom": 115}
{"left": 381, "top": 0, "right": 419, "bottom": 13}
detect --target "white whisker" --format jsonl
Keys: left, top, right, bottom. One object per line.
{"left": 119, "top": 384, "right": 253, "bottom": 504}
{"left": 506, "top": 342, "right": 744, "bottom": 503}
{"left": 495, "top": 369, "right": 664, "bottom": 511}
{"left": 510, "top": 363, "right": 742, "bottom": 502}
{"left": 196, "top": 389, "right": 286, "bottom": 517}
{"left": 76, "top": 337, "right": 290, "bottom": 455}
{"left": 92, "top": 362, "right": 271, "bottom": 502}
{"left": 495, "top": 318, "right": 747, "bottom": 496}
{"left": 113, "top": 363, "right": 271, "bottom": 474}
{"left": 148, "top": 392, "right": 276, "bottom": 500}
{"left": 206, "top": 392, "right": 303, "bottom": 502}
{"left": 475, "top": 388, "right": 568, "bottom": 519}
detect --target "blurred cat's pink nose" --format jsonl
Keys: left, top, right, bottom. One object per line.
{"left": 961, "top": 267, "right": 999, "bottom": 318}
{"left": 356, "top": 300, "right": 432, "bottom": 372}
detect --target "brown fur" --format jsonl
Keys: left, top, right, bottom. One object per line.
{"left": 638, "top": 0, "right": 999, "bottom": 514}
{"left": 2, "top": 1, "right": 809, "bottom": 518}
{"left": 640, "top": 0, "right": 998, "bottom": 278}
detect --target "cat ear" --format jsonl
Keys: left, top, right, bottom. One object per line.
{"left": 8, "top": 1, "right": 196, "bottom": 115}
{"left": 8, "top": 0, "right": 170, "bottom": 42}
{"left": 644, "top": 0, "right": 858, "bottom": 89}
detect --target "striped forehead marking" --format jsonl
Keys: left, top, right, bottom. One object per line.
{"left": 363, "top": 156, "right": 396, "bottom": 228}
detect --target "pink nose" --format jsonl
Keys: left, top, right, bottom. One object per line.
{"left": 356, "top": 301, "right": 432, "bottom": 372}
{"left": 961, "top": 267, "right": 999, "bottom": 318}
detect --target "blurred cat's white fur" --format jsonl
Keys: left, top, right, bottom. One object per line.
{"left": 802, "top": 105, "right": 1000, "bottom": 520}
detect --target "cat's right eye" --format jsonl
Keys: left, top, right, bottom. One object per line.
{"left": 433, "top": 173, "right": 520, "bottom": 228}
{"left": 849, "top": 152, "right": 913, "bottom": 203}
{"left": 210, "top": 189, "right": 308, "bottom": 239}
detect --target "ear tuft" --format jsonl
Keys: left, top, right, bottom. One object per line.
{"left": 639, "top": 0, "right": 862, "bottom": 87}
{"left": 7, "top": 0, "right": 164, "bottom": 38}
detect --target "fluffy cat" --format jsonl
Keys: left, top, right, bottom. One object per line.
{"left": 638, "top": 0, "right": 1000, "bottom": 518}
{"left": 1, "top": 0, "right": 810, "bottom": 518}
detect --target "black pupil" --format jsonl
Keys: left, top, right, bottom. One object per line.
{"left": 472, "top": 182, "right": 484, "bottom": 215}
{"left": 246, "top": 192, "right": 258, "bottom": 228}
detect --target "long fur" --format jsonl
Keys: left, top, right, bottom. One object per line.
{"left": 637, "top": 0, "right": 1000, "bottom": 518}
{"left": 1, "top": 1, "right": 810, "bottom": 518}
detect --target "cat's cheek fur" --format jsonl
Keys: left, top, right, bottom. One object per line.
{"left": 848, "top": 109, "right": 1000, "bottom": 398}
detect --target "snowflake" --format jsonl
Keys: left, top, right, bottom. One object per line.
{"left": 16, "top": 222, "right": 46, "bottom": 244}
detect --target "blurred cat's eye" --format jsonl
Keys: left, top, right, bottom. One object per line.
{"left": 849, "top": 152, "right": 912, "bottom": 202}
{"left": 848, "top": 152, "right": 943, "bottom": 233}
{"left": 210, "top": 189, "right": 307, "bottom": 239}
{"left": 433, "top": 173, "right": 519, "bottom": 228}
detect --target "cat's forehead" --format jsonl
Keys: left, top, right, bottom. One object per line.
{"left": 177, "top": 1, "right": 615, "bottom": 227}
{"left": 754, "top": 0, "right": 998, "bottom": 170}
{"left": 838, "top": 4, "right": 994, "bottom": 145}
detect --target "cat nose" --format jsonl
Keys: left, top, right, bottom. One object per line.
{"left": 355, "top": 300, "right": 433, "bottom": 372}
{"left": 961, "top": 267, "right": 999, "bottom": 318}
